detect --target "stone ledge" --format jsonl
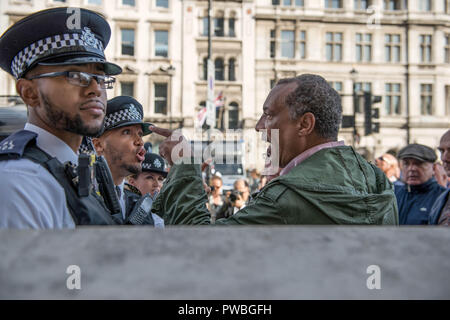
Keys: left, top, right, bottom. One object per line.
{"left": 0, "top": 226, "right": 449, "bottom": 299}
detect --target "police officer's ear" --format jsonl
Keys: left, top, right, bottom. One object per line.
{"left": 297, "top": 112, "right": 315, "bottom": 136}
{"left": 16, "top": 78, "right": 39, "bottom": 107}
{"left": 92, "top": 137, "right": 105, "bottom": 155}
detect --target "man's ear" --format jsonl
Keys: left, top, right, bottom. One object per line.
{"left": 92, "top": 137, "right": 105, "bottom": 155}
{"left": 297, "top": 112, "right": 315, "bottom": 136}
{"left": 16, "top": 79, "right": 40, "bottom": 107}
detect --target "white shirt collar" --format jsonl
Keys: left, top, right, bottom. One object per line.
{"left": 25, "top": 123, "right": 78, "bottom": 165}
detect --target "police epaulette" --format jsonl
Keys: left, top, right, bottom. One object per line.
{"left": 0, "top": 130, "right": 38, "bottom": 160}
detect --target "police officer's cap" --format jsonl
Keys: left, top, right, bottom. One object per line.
{"left": 142, "top": 152, "right": 167, "bottom": 178}
{"left": 0, "top": 7, "right": 122, "bottom": 79}
{"left": 102, "top": 96, "right": 153, "bottom": 136}
{"left": 398, "top": 144, "right": 437, "bottom": 163}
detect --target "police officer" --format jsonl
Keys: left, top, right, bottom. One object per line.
{"left": 0, "top": 7, "right": 122, "bottom": 228}
{"left": 92, "top": 96, "right": 164, "bottom": 228}
{"left": 127, "top": 151, "right": 168, "bottom": 199}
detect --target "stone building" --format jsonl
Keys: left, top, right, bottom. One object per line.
{"left": 1, "top": 0, "right": 449, "bottom": 170}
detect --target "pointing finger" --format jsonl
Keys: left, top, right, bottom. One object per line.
{"left": 149, "top": 125, "right": 172, "bottom": 138}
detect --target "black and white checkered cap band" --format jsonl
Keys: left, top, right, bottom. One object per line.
{"left": 104, "top": 104, "right": 143, "bottom": 130}
{"left": 11, "top": 29, "right": 104, "bottom": 78}
{"left": 78, "top": 137, "right": 96, "bottom": 155}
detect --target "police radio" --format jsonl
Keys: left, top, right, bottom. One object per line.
{"left": 77, "top": 153, "right": 95, "bottom": 197}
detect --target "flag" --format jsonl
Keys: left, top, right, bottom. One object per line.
{"left": 215, "top": 91, "right": 224, "bottom": 109}
{"left": 196, "top": 106, "right": 207, "bottom": 128}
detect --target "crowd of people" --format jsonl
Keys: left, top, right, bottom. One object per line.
{"left": 0, "top": 7, "right": 447, "bottom": 229}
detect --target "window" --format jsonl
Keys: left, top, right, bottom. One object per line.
{"left": 295, "top": 0, "right": 304, "bottom": 6}
{"left": 156, "top": 0, "right": 169, "bottom": 8}
{"left": 121, "top": 82, "right": 134, "bottom": 97}
{"left": 154, "top": 83, "right": 168, "bottom": 114}
{"left": 229, "top": 18, "right": 235, "bottom": 37}
{"left": 53, "top": 0, "right": 67, "bottom": 2}
{"left": 299, "top": 30, "right": 306, "bottom": 59}
{"left": 330, "top": 82, "right": 343, "bottom": 94}
{"left": 354, "top": 0, "right": 370, "bottom": 10}
{"left": 418, "top": 0, "right": 432, "bottom": 11}
{"left": 283, "top": 0, "right": 292, "bottom": 5}
{"left": 420, "top": 84, "right": 433, "bottom": 115}
{"left": 203, "top": 16, "right": 209, "bottom": 36}
{"left": 281, "top": 30, "right": 295, "bottom": 58}
{"left": 228, "top": 58, "right": 236, "bottom": 81}
{"left": 355, "top": 82, "right": 372, "bottom": 113}
{"left": 385, "top": 34, "right": 401, "bottom": 62}
{"left": 270, "top": 29, "right": 276, "bottom": 58}
{"left": 420, "top": 35, "right": 432, "bottom": 63}
{"left": 215, "top": 58, "right": 224, "bottom": 80}
{"left": 121, "top": 29, "right": 135, "bottom": 56}
{"left": 385, "top": 83, "right": 401, "bottom": 115}
{"left": 445, "top": 34, "right": 450, "bottom": 63}
{"left": 122, "top": 0, "right": 135, "bottom": 6}
{"left": 88, "top": 0, "right": 102, "bottom": 4}
{"left": 384, "top": 0, "right": 402, "bottom": 10}
{"left": 325, "top": 32, "right": 342, "bottom": 61}
{"left": 356, "top": 33, "right": 372, "bottom": 62}
{"left": 203, "top": 57, "right": 208, "bottom": 80}
{"left": 272, "top": 0, "right": 280, "bottom": 5}
{"left": 446, "top": 86, "right": 450, "bottom": 115}
{"left": 154, "top": 30, "right": 168, "bottom": 57}
{"left": 325, "top": 0, "right": 342, "bottom": 9}
{"left": 228, "top": 102, "right": 239, "bottom": 130}
{"left": 214, "top": 17, "right": 224, "bottom": 37}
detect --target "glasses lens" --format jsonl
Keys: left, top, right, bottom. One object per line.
{"left": 78, "top": 72, "right": 92, "bottom": 87}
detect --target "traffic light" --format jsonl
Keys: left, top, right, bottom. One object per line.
{"left": 364, "top": 92, "right": 382, "bottom": 135}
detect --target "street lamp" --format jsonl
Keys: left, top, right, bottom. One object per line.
{"left": 350, "top": 68, "right": 358, "bottom": 146}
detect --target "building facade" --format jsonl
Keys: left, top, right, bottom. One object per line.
{"left": 1, "top": 0, "right": 449, "bottom": 171}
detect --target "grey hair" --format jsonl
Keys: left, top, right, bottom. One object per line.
{"left": 277, "top": 74, "right": 342, "bottom": 140}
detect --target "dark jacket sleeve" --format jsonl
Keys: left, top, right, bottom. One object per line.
{"left": 152, "top": 163, "right": 288, "bottom": 225}
{"left": 215, "top": 184, "right": 288, "bottom": 225}
{"left": 151, "top": 162, "right": 211, "bottom": 225}
{"left": 429, "top": 189, "right": 450, "bottom": 225}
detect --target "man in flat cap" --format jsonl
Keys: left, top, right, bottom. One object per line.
{"left": 0, "top": 7, "right": 122, "bottom": 228}
{"left": 429, "top": 130, "right": 450, "bottom": 226}
{"left": 93, "top": 96, "right": 164, "bottom": 228}
{"left": 395, "top": 143, "right": 447, "bottom": 225}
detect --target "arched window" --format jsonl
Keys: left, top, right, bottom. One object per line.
{"left": 229, "top": 11, "right": 236, "bottom": 37}
{"left": 228, "top": 58, "right": 236, "bottom": 81}
{"left": 228, "top": 102, "right": 239, "bottom": 129}
{"left": 215, "top": 58, "right": 224, "bottom": 80}
{"left": 214, "top": 11, "right": 224, "bottom": 37}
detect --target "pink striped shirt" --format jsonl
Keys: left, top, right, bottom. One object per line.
{"left": 279, "top": 141, "right": 345, "bottom": 176}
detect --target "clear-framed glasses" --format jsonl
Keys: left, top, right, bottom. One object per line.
{"left": 28, "top": 71, "right": 116, "bottom": 89}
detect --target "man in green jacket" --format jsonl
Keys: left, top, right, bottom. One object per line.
{"left": 151, "top": 74, "right": 398, "bottom": 225}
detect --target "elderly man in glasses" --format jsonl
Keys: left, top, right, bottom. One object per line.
{"left": 0, "top": 8, "right": 122, "bottom": 229}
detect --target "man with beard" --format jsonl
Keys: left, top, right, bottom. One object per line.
{"left": 429, "top": 130, "right": 450, "bottom": 225}
{"left": 150, "top": 74, "right": 398, "bottom": 225}
{"left": 394, "top": 143, "right": 447, "bottom": 225}
{"left": 93, "top": 96, "right": 164, "bottom": 228}
{"left": 0, "top": 8, "right": 122, "bottom": 228}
